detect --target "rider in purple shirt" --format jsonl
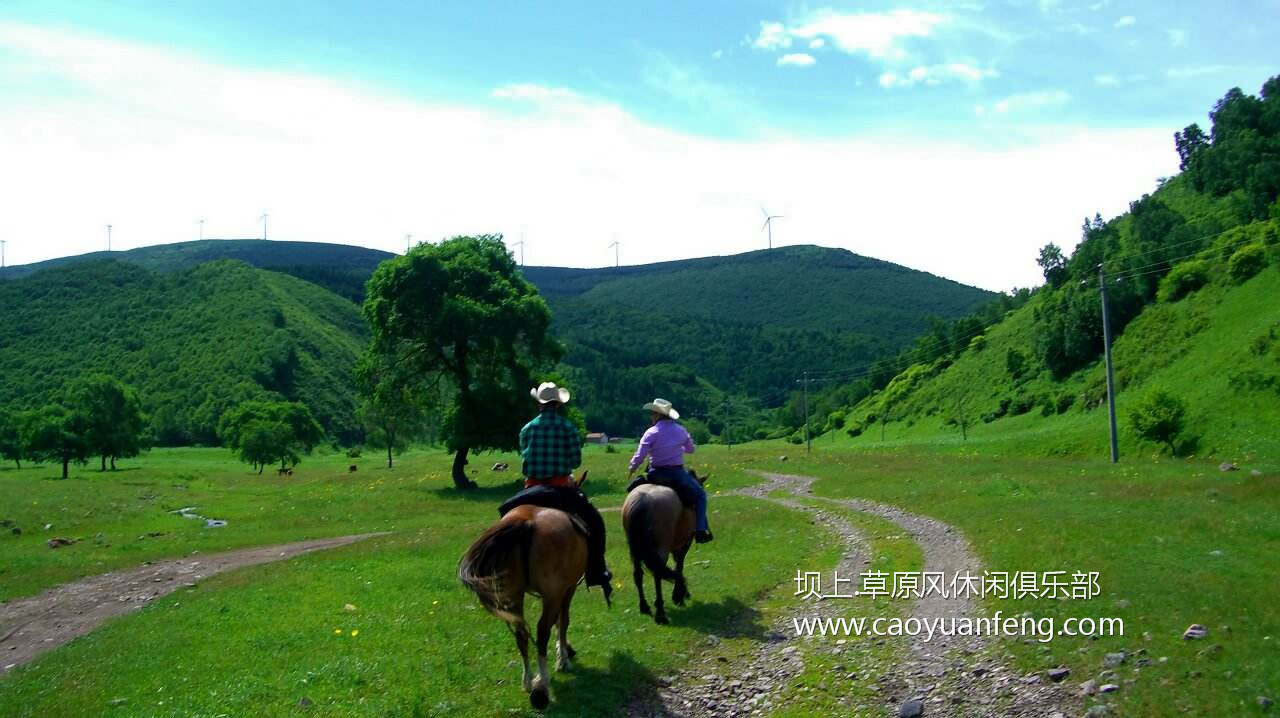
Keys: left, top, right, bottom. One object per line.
{"left": 627, "top": 398, "right": 713, "bottom": 543}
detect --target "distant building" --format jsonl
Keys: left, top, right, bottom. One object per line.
{"left": 585, "top": 432, "right": 609, "bottom": 445}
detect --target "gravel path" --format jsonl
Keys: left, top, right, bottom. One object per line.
{"left": 628, "top": 472, "right": 1081, "bottom": 717}
{"left": 0, "top": 533, "right": 388, "bottom": 675}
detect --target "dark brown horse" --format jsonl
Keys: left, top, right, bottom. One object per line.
{"left": 458, "top": 473, "right": 590, "bottom": 709}
{"left": 621, "top": 470, "right": 707, "bottom": 624}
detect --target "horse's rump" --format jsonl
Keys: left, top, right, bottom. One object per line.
{"left": 622, "top": 487, "right": 684, "bottom": 581}
{"left": 459, "top": 506, "right": 588, "bottom": 623}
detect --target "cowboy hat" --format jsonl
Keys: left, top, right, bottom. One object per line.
{"left": 530, "top": 381, "right": 571, "bottom": 404}
{"left": 643, "top": 398, "right": 680, "bottom": 420}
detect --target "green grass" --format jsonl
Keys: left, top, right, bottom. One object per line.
{"left": 0, "top": 445, "right": 821, "bottom": 717}
{"left": 786, "top": 447, "right": 1280, "bottom": 716}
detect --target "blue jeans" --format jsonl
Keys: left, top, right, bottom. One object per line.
{"left": 648, "top": 466, "right": 709, "bottom": 532}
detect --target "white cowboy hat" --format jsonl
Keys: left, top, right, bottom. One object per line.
{"left": 530, "top": 381, "right": 571, "bottom": 404}
{"left": 643, "top": 398, "right": 680, "bottom": 420}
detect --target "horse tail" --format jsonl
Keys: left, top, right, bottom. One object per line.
{"left": 458, "top": 518, "right": 533, "bottom": 625}
{"left": 625, "top": 498, "right": 680, "bottom": 581}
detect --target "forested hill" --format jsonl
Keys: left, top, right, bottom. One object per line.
{"left": 817, "top": 77, "right": 1280, "bottom": 459}
{"left": 0, "top": 259, "right": 367, "bottom": 445}
{"left": 2, "top": 242, "right": 994, "bottom": 439}
{"left": 524, "top": 245, "right": 990, "bottom": 335}
{"left": 1, "top": 240, "right": 395, "bottom": 303}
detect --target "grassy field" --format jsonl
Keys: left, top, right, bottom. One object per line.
{"left": 785, "top": 446, "right": 1279, "bottom": 716}
{"left": 2, "top": 439, "right": 1277, "bottom": 716}
{"left": 0, "top": 445, "right": 823, "bottom": 716}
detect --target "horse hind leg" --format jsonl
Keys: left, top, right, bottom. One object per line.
{"left": 514, "top": 619, "right": 533, "bottom": 693}
{"left": 556, "top": 585, "right": 577, "bottom": 671}
{"left": 633, "top": 556, "right": 651, "bottom": 615}
{"left": 653, "top": 573, "right": 668, "bottom": 625}
{"left": 529, "top": 594, "right": 560, "bottom": 709}
{"left": 672, "top": 544, "right": 691, "bottom": 606}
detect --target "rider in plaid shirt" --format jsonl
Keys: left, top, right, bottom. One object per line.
{"left": 500, "top": 382, "right": 613, "bottom": 599}
{"left": 519, "top": 409, "right": 581, "bottom": 480}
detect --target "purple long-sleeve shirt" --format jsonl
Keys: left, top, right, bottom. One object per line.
{"left": 629, "top": 419, "right": 695, "bottom": 472}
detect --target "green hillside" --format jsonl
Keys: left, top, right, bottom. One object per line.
{"left": 0, "top": 259, "right": 367, "bottom": 445}
{"left": 822, "top": 78, "right": 1280, "bottom": 459}
{"left": 1, "top": 240, "right": 394, "bottom": 303}
{"left": 5, "top": 242, "right": 993, "bottom": 438}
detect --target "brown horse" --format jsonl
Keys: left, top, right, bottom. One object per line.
{"left": 458, "top": 473, "right": 589, "bottom": 709}
{"left": 621, "top": 470, "right": 707, "bottom": 624}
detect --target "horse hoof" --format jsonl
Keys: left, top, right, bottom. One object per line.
{"left": 566, "top": 644, "right": 577, "bottom": 659}
{"left": 655, "top": 612, "right": 669, "bottom": 625}
{"left": 530, "top": 685, "right": 550, "bottom": 710}
{"left": 639, "top": 603, "right": 651, "bottom": 615}
{"left": 556, "top": 658, "right": 573, "bottom": 672}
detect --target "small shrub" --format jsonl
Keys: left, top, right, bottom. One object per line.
{"left": 1156, "top": 260, "right": 1210, "bottom": 302}
{"left": 1005, "top": 348, "right": 1028, "bottom": 379}
{"left": 786, "top": 433, "right": 803, "bottom": 445}
{"left": 1228, "top": 243, "right": 1266, "bottom": 284}
{"left": 846, "top": 424, "right": 864, "bottom": 438}
{"left": 604, "top": 444, "right": 618, "bottom": 454}
{"left": 968, "top": 334, "right": 987, "bottom": 352}
{"left": 1009, "top": 394, "right": 1035, "bottom": 416}
{"left": 345, "top": 446, "right": 362, "bottom": 459}
{"left": 753, "top": 429, "right": 769, "bottom": 441}
{"left": 1055, "top": 392, "right": 1076, "bottom": 414}
{"left": 1127, "top": 388, "right": 1189, "bottom": 454}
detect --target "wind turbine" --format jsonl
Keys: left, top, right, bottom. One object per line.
{"left": 513, "top": 234, "right": 525, "bottom": 267}
{"left": 608, "top": 238, "right": 620, "bottom": 268}
{"left": 1, "top": 239, "right": 6, "bottom": 269}
{"left": 198, "top": 218, "right": 205, "bottom": 240}
{"left": 106, "top": 224, "right": 113, "bottom": 252}
{"left": 260, "top": 213, "right": 269, "bottom": 240}
{"left": 761, "top": 207, "right": 783, "bottom": 249}
{"left": 405, "top": 233, "right": 413, "bottom": 253}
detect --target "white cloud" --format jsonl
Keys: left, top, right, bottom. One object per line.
{"left": 809, "top": 38, "right": 825, "bottom": 49}
{"left": 1167, "top": 28, "right": 1186, "bottom": 47}
{"left": 0, "top": 22, "right": 1178, "bottom": 291}
{"left": 753, "top": 9, "right": 945, "bottom": 62}
{"left": 753, "top": 21, "right": 792, "bottom": 50}
{"left": 879, "top": 62, "right": 997, "bottom": 88}
{"left": 978, "top": 90, "right": 1071, "bottom": 115}
{"left": 1094, "top": 73, "right": 1119, "bottom": 86}
{"left": 711, "top": 49, "right": 723, "bottom": 59}
{"left": 1114, "top": 15, "right": 1136, "bottom": 28}
{"left": 777, "top": 53, "right": 817, "bottom": 67}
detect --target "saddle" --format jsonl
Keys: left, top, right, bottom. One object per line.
{"left": 626, "top": 468, "right": 699, "bottom": 510}
{"left": 498, "top": 485, "right": 591, "bottom": 537}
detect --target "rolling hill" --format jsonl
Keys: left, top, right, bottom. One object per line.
{"left": 4, "top": 243, "right": 994, "bottom": 438}
{"left": 819, "top": 77, "right": 1280, "bottom": 459}
{"left": 0, "top": 259, "right": 367, "bottom": 445}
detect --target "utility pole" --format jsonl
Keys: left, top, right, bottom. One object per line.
{"left": 405, "top": 234, "right": 413, "bottom": 253}
{"left": 1098, "top": 265, "right": 1120, "bottom": 463}
{"left": 513, "top": 237, "right": 525, "bottom": 267}
{"left": 106, "top": 224, "right": 112, "bottom": 252}
{"left": 260, "top": 213, "right": 269, "bottom": 240}
{"left": 198, "top": 218, "right": 205, "bottom": 240}
{"left": 608, "top": 240, "right": 620, "bottom": 268}
{"left": 1, "top": 239, "right": 6, "bottom": 269}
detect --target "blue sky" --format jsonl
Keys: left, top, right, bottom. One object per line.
{"left": 0, "top": 1, "right": 1276, "bottom": 289}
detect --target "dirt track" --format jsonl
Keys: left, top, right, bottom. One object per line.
{"left": 0, "top": 533, "right": 387, "bottom": 675}
{"left": 630, "top": 472, "right": 1080, "bottom": 717}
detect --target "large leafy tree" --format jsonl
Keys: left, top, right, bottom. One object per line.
{"left": 355, "top": 351, "right": 435, "bottom": 469}
{"left": 0, "top": 407, "right": 28, "bottom": 469}
{"left": 69, "top": 374, "right": 145, "bottom": 471}
{"left": 218, "top": 400, "right": 324, "bottom": 473}
{"left": 363, "top": 235, "right": 561, "bottom": 489}
{"left": 25, "top": 405, "right": 90, "bottom": 479}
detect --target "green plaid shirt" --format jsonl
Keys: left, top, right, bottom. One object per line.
{"left": 519, "top": 410, "right": 582, "bottom": 479}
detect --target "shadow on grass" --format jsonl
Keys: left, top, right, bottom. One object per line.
{"left": 661, "top": 595, "right": 772, "bottom": 641}
{"left": 548, "top": 650, "right": 661, "bottom": 716}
